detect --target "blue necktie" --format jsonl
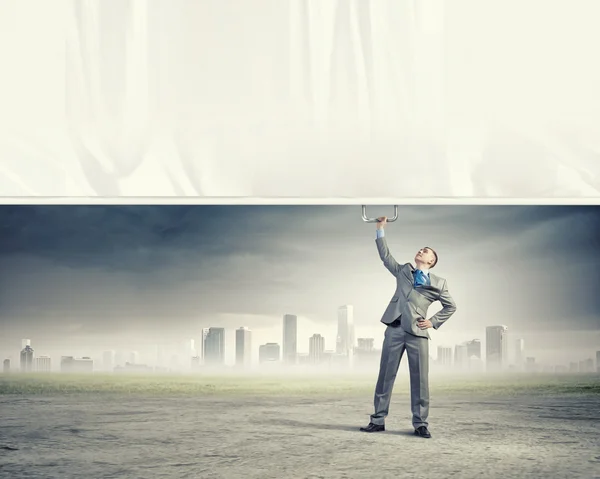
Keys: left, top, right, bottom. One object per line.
{"left": 414, "top": 269, "right": 429, "bottom": 287}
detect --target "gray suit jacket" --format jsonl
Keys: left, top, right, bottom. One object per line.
{"left": 376, "top": 236, "right": 457, "bottom": 339}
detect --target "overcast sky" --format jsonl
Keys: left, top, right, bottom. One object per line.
{"left": 0, "top": 205, "right": 598, "bottom": 364}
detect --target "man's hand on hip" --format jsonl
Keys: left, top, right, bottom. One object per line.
{"left": 418, "top": 319, "right": 433, "bottom": 330}
{"left": 376, "top": 216, "right": 387, "bottom": 230}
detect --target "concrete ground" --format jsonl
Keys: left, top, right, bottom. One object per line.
{"left": 0, "top": 392, "right": 599, "bottom": 479}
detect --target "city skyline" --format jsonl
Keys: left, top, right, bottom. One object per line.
{"left": 4, "top": 310, "right": 594, "bottom": 372}
{"left": 6, "top": 317, "right": 599, "bottom": 376}
{"left": 0, "top": 205, "right": 599, "bottom": 365}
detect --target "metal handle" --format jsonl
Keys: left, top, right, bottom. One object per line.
{"left": 361, "top": 205, "right": 399, "bottom": 223}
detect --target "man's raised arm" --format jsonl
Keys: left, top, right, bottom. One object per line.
{"left": 375, "top": 216, "right": 402, "bottom": 277}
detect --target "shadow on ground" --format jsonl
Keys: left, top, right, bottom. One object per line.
{"left": 264, "top": 418, "right": 427, "bottom": 438}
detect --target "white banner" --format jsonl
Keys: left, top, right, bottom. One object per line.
{"left": 0, "top": 0, "right": 599, "bottom": 197}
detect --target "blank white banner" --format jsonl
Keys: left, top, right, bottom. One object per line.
{"left": 0, "top": 0, "right": 598, "bottom": 197}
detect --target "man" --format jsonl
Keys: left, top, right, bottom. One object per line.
{"left": 360, "top": 216, "right": 457, "bottom": 438}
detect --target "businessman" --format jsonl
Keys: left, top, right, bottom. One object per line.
{"left": 360, "top": 216, "right": 457, "bottom": 438}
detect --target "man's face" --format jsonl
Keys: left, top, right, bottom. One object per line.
{"left": 415, "top": 247, "right": 436, "bottom": 268}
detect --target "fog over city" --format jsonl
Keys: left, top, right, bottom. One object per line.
{"left": 0, "top": 205, "right": 599, "bottom": 372}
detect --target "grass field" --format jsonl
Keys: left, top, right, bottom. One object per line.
{"left": 0, "top": 372, "right": 598, "bottom": 396}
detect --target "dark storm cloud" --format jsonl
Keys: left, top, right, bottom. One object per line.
{"left": 0, "top": 205, "right": 598, "bottom": 338}
{"left": 0, "top": 205, "right": 309, "bottom": 272}
{"left": 1, "top": 205, "right": 595, "bottom": 270}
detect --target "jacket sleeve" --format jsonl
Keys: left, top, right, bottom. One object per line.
{"left": 375, "top": 236, "right": 402, "bottom": 277}
{"left": 430, "top": 280, "right": 457, "bottom": 329}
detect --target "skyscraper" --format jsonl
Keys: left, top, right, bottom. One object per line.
{"left": 129, "top": 351, "right": 140, "bottom": 365}
{"left": 465, "top": 339, "right": 482, "bottom": 359}
{"left": 259, "top": 343, "right": 280, "bottom": 363}
{"left": 61, "top": 356, "right": 93, "bottom": 373}
{"left": 200, "top": 328, "right": 210, "bottom": 362}
{"left": 357, "top": 338, "right": 374, "bottom": 352}
{"left": 486, "top": 325, "right": 508, "bottom": 371}
{"left": 34, "top": 356, "right": 51, "bottom": 373}
{"left": 283, "top": 314, "right": 298, "bottom": 364}
{"left": 204, "top": 328, "right": 226, "bottom": 365}
{"left": 20, "top": 344, "right": 34, "bottom": 372}
{"left": 336, "top": 305, "right": 355, "bottom": 355}
{"left": 309, "top": 334, "right": 325, "bottom": 364}
{"left": 236, "top": 327, "right": 252, "bottom": 367}
{"left": 515, "top": 338, "right": 525, "bottom": 366}
{"left": 454, "top": 343, "right": 469, "bottom": 370}
{"left": 437, "top": 346, "right": 452, "bottom": 367}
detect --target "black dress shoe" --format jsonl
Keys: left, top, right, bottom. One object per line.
{"left": 360, "top": 423, "right": 385, "bottom": 433}
{"left": 414, "top": 426, "right": 431, "bottom": 438}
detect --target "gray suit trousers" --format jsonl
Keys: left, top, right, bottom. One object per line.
{"left": 370, "top": 323, "right": 430, "bottom": 428}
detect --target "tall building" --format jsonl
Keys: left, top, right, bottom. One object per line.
{"left": 437, "top": 346, "right": 452, "bottom": 367}
{"left": 115, "top": 351, "right": 125, "bottom": 368}
{"left": 130, "top": 351, "right": 140, "bottom": 365}
{"left": 515, "top": 338, "right": 525, "bottom": 365}
{"left": 20, "top": 344, "right": 34, "bottom": 372}
{"left": 61, "top": 356, "right": 75, "bottom": 373}
{"left": 60, "top": 356, "right": 93, "bottom": 373}
{"left": 357, "top": 338, "right": 374, "bottom": 352}
{"left": 235, "top": 327, "right": 252, "bottom": 367}
{"left": 465, "top": 339, "right": 481, "bottom": 359}
{"left": 21, "top": 339, "right": 31, "bottom": 349}
{"left": 336, "top": 305, "right": 355, "bottom": 355}
{"left": 468, "top": 355, "right": 484, "bottom": 372}
{"left": 309, "top": 334, "right": 325, "bottom": 364}
{"left": 283, "top": 314, "right": 298, "bottom": 364}
{"left": 596, "top": 351, "right": 600, "bottom": 374}
{"left": 204, "top": 327, "right": 225, "bottom": 365}
{"left": 486, "top": 325, "right": 508, "bottom": 371}
{"left": 3, "top": 359, "right": 10, "bottom": 373}
{"left": 103, "top": 350, "right": 115, "bottom": 371}
{"left": 259, "top": 343, "right": 280, "bottom": 363}
{"left": 354, "top": 338, "right": 379, "bottom": 369}
{"left": 200, "top": 328, "right": 210, "bottom": 362}
{"left": 454, "top": 343, "right": 469, "bottom": 370}
{"left": 34, "top": 356, "right": 51, "bottom": 373}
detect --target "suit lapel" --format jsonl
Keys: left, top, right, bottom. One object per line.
{"left": 414, "top": 273, "right": 442, "bottom": 301}
{"left": 405, "top": 263, "right": 416, "bottom": 284}
{"left": 402, "top": 264, "right": 441, "bottom": 301}
{"left": 398, "top": 264, "right": 415, "bottom": 300}
{"left": 409, "top": 266, "right": 441, "bottom": 301}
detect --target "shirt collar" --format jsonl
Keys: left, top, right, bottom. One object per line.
{"left": 412, "top": 264, "right": 429, "bottom": 275}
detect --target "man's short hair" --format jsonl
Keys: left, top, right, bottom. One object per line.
{"left": 426, "top": 247, "right": 438, "bottom": 268}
